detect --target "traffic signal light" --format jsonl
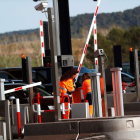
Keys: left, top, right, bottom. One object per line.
{"left": 43, "top": 57, "right": 51, "bottom": 67}
{"left": 129, "top": 51, "right": 134, "bottom": 73}
{"left": 21, "top": 54, "right": 25, "bottom": 59}
{"left": 22, "top": 57, "right": 27, "bottom": 82}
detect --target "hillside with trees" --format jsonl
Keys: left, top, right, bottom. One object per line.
{"left": 71, "top": 6, "right": 140, "bottom": 37}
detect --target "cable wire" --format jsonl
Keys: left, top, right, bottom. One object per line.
{"left": 44, "top": 7, "right": 48, "bottom": 19}
{"left": 104, "top": 52, "right": 108, "bottom": 63}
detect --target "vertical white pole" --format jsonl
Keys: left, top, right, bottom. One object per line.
{"left": 16, "top": 99, "right": 22, "bottom": 140}
{"left": 93, "top": 19, "right": 98, "bottom": 72}
{"left": 40, "top": 20, "right": 45, "bottom": 66}
{"left": 0, "top": 79, "right": 5, "bottom": 100}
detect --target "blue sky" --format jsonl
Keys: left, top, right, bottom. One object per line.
{"left": 0, "top": 0, "right": 140, "bottom": 34}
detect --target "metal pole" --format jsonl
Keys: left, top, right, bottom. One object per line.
{"left": 53, "top": 0, "right": 61, "bottom": 56}
{"left": 110, "top": 68, "right": 124, "bottom": 116}
{"left": 53, "top": 0, "right": 62, "bottom": 80}
{"left": 48, "top": 8, "right": 61, "bottom": 121}
{"left": 134, "top": 49, "right": 140, "bottom": 102}
{"left": 26, "top": 57, "right": 34, "bottom": 123}
{"left": 89, "top": 73, "right": 102, "bottom": 117}
{"left": 111, "top": 72, "right": 118, "bottom": 116}
{"left": 98, "top": 56, "right": 108, "bottom": 117}
{"left": 16, "top": 99, "right": 22, "bottom": 140}
{"left": 0, "top": 79, "right": 5, "bottom": 100}
{"left": 118, "top": 70, "right": 124, "bottom": 116}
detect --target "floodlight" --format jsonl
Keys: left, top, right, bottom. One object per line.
{"left": 35, "top": 2, "right": 48, "bottom": 11}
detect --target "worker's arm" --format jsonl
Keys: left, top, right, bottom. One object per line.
{"left": 66, "top": 78, "right": 75, "bottom": 93}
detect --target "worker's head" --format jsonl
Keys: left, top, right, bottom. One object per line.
{"left": 60, "top": 68, "right": 78, "bottom": 81}
{"left": 82, "top": 73, "right": 90, "bottom": 82}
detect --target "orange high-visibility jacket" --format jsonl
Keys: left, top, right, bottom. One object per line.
{"left": 82, "top": 79, "right": 91, "bottom": 98}
{"left": 59, "top": 78, "right": 75, "bottom": 96}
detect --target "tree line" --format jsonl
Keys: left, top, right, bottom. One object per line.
{"left": 0, "top": 26, "right": 140, "bottom": 68}
{"left": 83, "top": 26, "right": 140, "bottom": 69}
{"left": 70, "top": 5, "right": 140, "bottom": 38}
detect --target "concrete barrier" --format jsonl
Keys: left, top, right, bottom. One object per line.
{"left": 24, "top": 121, "right": 79, "bottom": 140}
{"left": 24, "top": 116, "right": 140, "bottom": 140}
{"left": 79, "top": 116, "right": 140, "bottom": 139}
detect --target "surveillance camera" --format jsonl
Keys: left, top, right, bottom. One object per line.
{"left": 34, "top": 2, "right": 48, "bottom": 11}
{"left": 93, "top": 49, "right": 105, "bottom": 58}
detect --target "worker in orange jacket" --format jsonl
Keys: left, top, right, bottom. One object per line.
{"left": 82, "top": 73, "right": 93, "bottom": 117}
{"left": 59, "top": 68, "right": 78, "bottom": 103}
